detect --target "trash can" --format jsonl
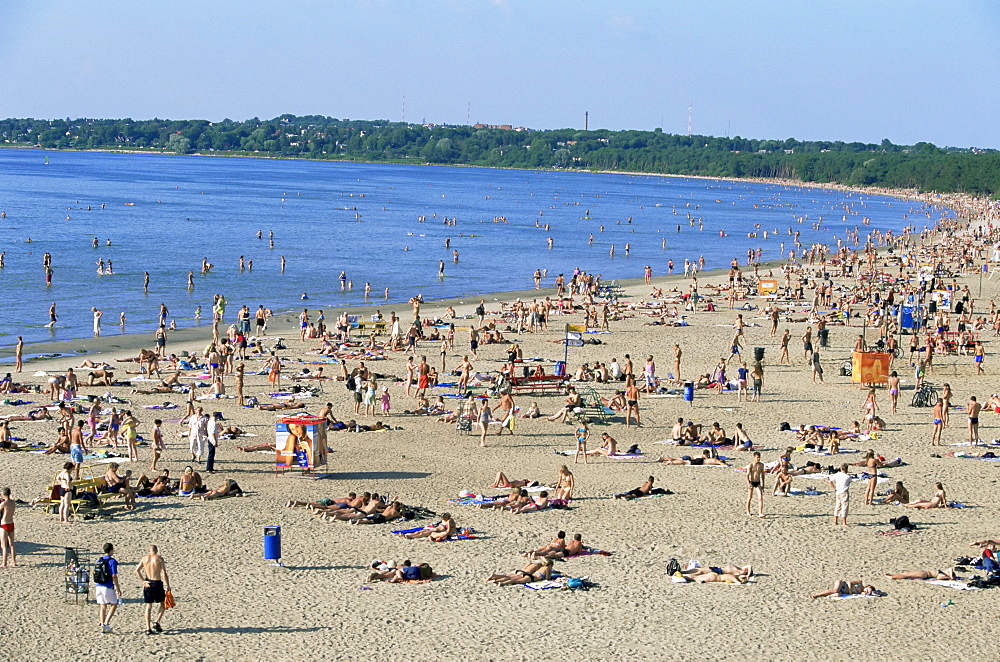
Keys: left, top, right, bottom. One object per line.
{"left": 928, "top": 300, "right": 937, "bottom": 315}
{"left": 554, "top": 361, "right": 566, "bottom": 377}
{"left": 264, "top": 525, "right": 281, "bottom": 561}
{"left": 818, "top": 328, "right": 830, "bottom": 348}
{"left": 753, "top": 347, "right": 765, "bottom": 362}
{"left": 683, "top": 382, "right": 694, "bottom": 402}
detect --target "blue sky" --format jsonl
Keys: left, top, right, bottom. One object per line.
{"left": 1, "top": 0, "right": 997, "bottom": 147}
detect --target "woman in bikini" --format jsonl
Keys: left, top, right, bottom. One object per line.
{"left": 884, "top": 481, "right": 910, "bottom": 505}
{"left": 887, "top": 371, "right": 900, "bottom": 414}
{"left": 811, "top": 579, "right": 879, "bottom": 599}
{"left": 177, "top": 466, "right": 203, "bottom": 496}
{"left": 574, "top": 420, "right": 590, "bottom": 464}
{"left": 904, "top": 482, "right": 949, "bottom": 509}
{"left": 490, "top": 472, "right": 538, "bottom": 489}
{"left": 484, "top": 559, "right": 554, "bottom": 586}
{"left": 555, "top": 465, "right": 574, "bottom": 501}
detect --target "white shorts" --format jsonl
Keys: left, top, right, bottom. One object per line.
{"left": 95, "top": 585, "right": 119, "bottom": 605}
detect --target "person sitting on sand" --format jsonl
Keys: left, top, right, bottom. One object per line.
{"left": 600, "top": 391, "right": 627, "bottom": 411}
{"left": 679, "top": 421, "right": 703, "bottom": 445}
{"left": 519, "top": 401, "right": 541, "bottom": 419}
{"left": 401, "top": 513, "right": 457, "bottom": 541}
{"left": 810, "top": 579, "right": 880, "bottom": 599}
{"left": 510, "top": 491, "right": 550, "bottom": 514}
{"left": 484, "top": 559, "right": 554, "bottom": 586}
{"left": 614, "top": 475, "right": 671, "bottom": 500}
{"left": 177, "top": 466, "right": 203, "bottom": 496}
{"left": 772, "top": 462, "right": 792, "bottom": 497}
{"left": 587, "top": 432, "right": 618, "bottom": 457}
{"left": 658, "top": 450, "right": 728, "bottom": 466}
{"left": 101, "top": 463, "right": 126, "bottom": 493}
{"left": 883, "top": 481, "right": 910, "bottom": 505}
{"left": 883, "top": 569, "right": 957, "bottom": 581}
{"left": 41, "top": 428, "right": 71, "bottom": 454}
{"left": 490, "top": 472, "right": 540, "bottom": 489}
{"left": 191, "top": 479, "right": 244, "bottom": 500}
{"left": 903, "top": 482, "right": 949, "bottom": 508}
{"left": 705, "top": 422, "right": 729, "bottom": 446}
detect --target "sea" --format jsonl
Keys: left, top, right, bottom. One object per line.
{"left": 0, "top": 149, "right": 950, "bottom": 348}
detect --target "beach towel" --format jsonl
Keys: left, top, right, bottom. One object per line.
{"left": 877, "top": 529, "right": 918, "bottom": 537}
{"left": 565, "top": 549, "right": 613, "bottom": 557}
{"left": 925, "top": 579, "right": 979, "bottom": 590}
{"left": 830, "top": 592, "right": 882, "bottom": 600}
{"left": 142, "top": 403, "right": 178, "bottom": 410}
{"left": 524, "top": 580, "right": 563, "bottom": 590}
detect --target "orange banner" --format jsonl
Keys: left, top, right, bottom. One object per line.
{"left": 852, "top": 351, "right": 890, "bottom": 384}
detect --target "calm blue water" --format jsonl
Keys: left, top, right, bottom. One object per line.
{"left": 0, "top": 149, "right": 946, "bottom": 347}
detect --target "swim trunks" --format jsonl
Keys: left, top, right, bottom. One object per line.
{"left": 143, "top": 579, "right": 166, "bottom": 604}
{"left": 749, "top": 481, "right": 761, "bottom": 489}
{"left": 970, "top": 417, "right": 979, "bottom": 424}
{"left": 0, "top": 523, "right": 13, "bottom": 532}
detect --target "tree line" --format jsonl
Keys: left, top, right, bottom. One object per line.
{"left": 2, "top": 115, "right": 998, "bottom": 196}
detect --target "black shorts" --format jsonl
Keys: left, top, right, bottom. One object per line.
{"left": 366, "top": 513, "right": 386, "bottom": 524}
{"left": 143, "top": 580, "right": 166, "bottom": 604}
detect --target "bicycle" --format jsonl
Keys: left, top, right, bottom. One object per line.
{"left": 910, "top": 382, "right": 938, "bottom": 408}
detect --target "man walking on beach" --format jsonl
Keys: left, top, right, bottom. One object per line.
{"left": 828, "top": 464, "right": 853, "bottom": 526}
{"left": 1, "top": 487, "right": 16, "bottom": 567}
{"left": 95, "top": 542, "right": 122, "bottom": 633}
{"left": 135, "top": 545, "right": 171, "bottom": 635}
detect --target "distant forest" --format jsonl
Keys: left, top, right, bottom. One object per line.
{"left": 3, "top": 115, "right": 999, "bottom": 196}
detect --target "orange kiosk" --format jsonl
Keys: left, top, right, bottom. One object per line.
{"left": 275, "top": 415, "right": 328, "bottom": 475}
{"left": 758, "top": 278, "right": 778, "bottom": 296}
{"left": 851, "top": 351, "right": 890, "bottom": 387}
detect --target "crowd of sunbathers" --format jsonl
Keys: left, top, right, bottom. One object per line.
{"left": 287, "top": 492, "right": 424, "bottom": 526}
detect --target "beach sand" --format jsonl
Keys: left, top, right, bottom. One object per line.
{"left": 3, "top": 212, "right": 1000, "bottom": 660}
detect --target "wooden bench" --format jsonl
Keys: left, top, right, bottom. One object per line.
{"left": 351, "top": 321, "right": 387, "bottom": 336}
{"left": 39, "top": 476, "right": 122, "bottom": 515}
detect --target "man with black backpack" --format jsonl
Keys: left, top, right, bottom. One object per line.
{"left": 95, "top": 542, "right": 122, "bottom": 634}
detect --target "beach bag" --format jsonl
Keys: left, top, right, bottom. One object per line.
{"left": 779, "top": 422, "right": 791, "bottom": 431}
{"left": 163, "top": 590, "right": 176, "bottom": 610}
{"left": 889, "top": 516, "right": 914, "bottom": 531}
{"left": 665, "top": 558, "right": 682, "bottom": 576}
{"left": 565, "top": 577, "right": 585, "bottom": 590}
{"left": 345, "top": 376, "right": 356, "bottom": 391}
{"left": 93, "top": 557, "right": 111, "bottom": 584}
{"left": 245, "top": 396, "right": 258, "bottom": 407}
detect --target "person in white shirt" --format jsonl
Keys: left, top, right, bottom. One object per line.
{"left": 828, "top": 464, "right": 853, "bottom": 526}
{"left": 609, "top": 359, "right": 623, "bottom": 381}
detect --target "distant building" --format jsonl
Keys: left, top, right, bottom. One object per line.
{"left": 474, "top": 123, "right": 514, "bottom": 130}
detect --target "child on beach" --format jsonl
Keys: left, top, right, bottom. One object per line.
{"left": 151, "top": 419, "right": 164, "bottom": 472}
{"left": 381, "top": 387, "right": 391, "bottom": 416}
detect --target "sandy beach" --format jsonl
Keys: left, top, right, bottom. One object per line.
{"left": 3, "top": 193, "right": 1000, "bottom": 661}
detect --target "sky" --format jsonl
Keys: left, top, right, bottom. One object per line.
{"left": 1, "top": 0, "right": 998, "bottom": 147}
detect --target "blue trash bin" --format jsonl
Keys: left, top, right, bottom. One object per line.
{"left": 683, "top": 382, "right": 694, "bottom": 402}
{"left": 264, "top": 525, "right": 281, "bottom": 561}
{"left": 554, "top": 361, "right": 566, "bottom": 377}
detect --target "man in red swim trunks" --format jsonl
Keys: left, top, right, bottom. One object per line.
{"left": 416, "top": 356, "right": 430, "bottom": 398}
{"left": 0, "top": 487, "right": 15, "bottom": 567}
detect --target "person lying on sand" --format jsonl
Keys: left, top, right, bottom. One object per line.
{"left": 490, "top": 472, "right": 540, "bottom": 489}
{"left": 3, "top": 408, "right": 53, "bottom": 422}
{"left": 287, "top": 493, "right": 357, "bottom": 510}
{"left": 810, "top": 579, "right": 879, "bottom": 599}
{"left": 522, "top": 531, "right": 567, "bottom": 559}
{"left": 134, "top": 472, "right": 173, "bottom": 496}
{"left": 253, "top": 400, "right": 306, "bottom": 411}
{"left": 658, "top": 450, "right": 728, "bottom": 466}
{"left": 367, "top": 560, "right": 434, "bottom": 583}
{"left": 235, "top": 442, "right": 275, "bottom": 452}
{"left": 883, "top": 569, "right": 957, "bottom": 580}
{"left": 614, "top": 475, "right": 671, "bottom": 500}
{"left": 682, "top": 564, "right": 752, "bottom": 584}
{"left": 509, "top": 491, "right": 549, "bottom": 514}
{"left": 484, "top": 559, "right": 554, "bottom": 586}
{"left": 191, "top": 479, "right": 244, "bottom": 500}
{"left": 399, "top": 513, "right": 456, "bottom": 541}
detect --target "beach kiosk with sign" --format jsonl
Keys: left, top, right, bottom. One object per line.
{"left": 851, "top": 351, "right": 890, "bottom": 387}
{"left": 275, "top": 415, "right": 328, "bottom": 476}
{"left": 757, "top": 278, "right": 778, "bottom": 297}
